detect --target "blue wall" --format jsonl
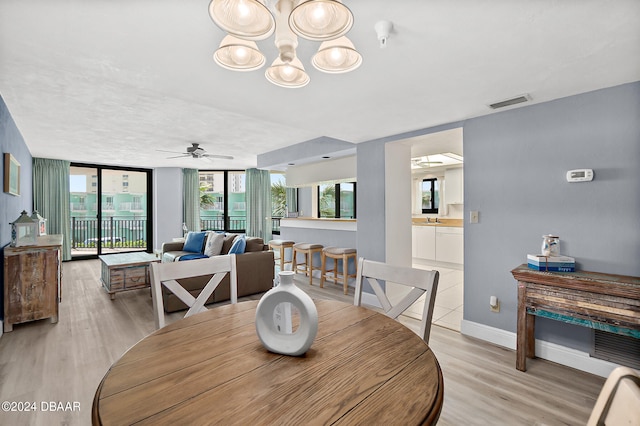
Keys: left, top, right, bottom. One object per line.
{"left": 355, "top": 81, "right": 640, "bottom": 355}
{"left": 0, "top": 95, "right": 34, "bottom": 321}
{"left": 463, "top": 81, "right": 640, "bottom": 350}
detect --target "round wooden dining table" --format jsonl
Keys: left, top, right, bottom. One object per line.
{"left": 92, "top": 299, "right": 444, "bottom": 425}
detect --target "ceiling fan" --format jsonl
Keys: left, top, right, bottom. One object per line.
{"left": 157, "top": 143, "right": 233, "bottom": 161}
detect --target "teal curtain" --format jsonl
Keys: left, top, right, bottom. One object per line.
{"left": 286, "top": 187, "right": 298, "bottom": 213}
{"left": 32, "top": 158, "right": 72, "bottom": 260}
{"left": 246, "top": 168, "right": 272, "bottom": 241}
{"left": 183, "top": 168, "right": 201, "bottom": 232}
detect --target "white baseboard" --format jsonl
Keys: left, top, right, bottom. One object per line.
{"left": 460, "top": 320, "right": 619, "bottom": 378}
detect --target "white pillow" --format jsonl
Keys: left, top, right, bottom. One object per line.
{"left": 204, "top": 232, "right": 225, "bottom": 257}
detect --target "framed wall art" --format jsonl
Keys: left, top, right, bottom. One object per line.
{"left": 4, "top": 153, "right": 20, "bottom": 196}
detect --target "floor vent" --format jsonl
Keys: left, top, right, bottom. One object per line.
{"left": 593, "top": 330, "right": 640, "bottom": 369}
{"left": 488, "top": 94, "right": 531, "bottom": 109}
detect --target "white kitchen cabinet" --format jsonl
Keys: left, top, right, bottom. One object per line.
{"left": 435, "top": 227, "right": 464, "bottom": 264}
{"left": 445, "top": 168, "right": 463, "bottom": 204}
{"left": 413, "top": 226, "right": 436, "bottom": 261}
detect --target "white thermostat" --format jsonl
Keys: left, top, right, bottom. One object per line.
{"left": 566, "top": 169, "right": 594, "bottom": 182}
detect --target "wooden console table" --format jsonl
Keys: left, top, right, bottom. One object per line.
{"left": 511, "top": 264, "right": 640, "bottom": 371}
{"left": 3, "top": 235, "right": 63, "bottom": 332}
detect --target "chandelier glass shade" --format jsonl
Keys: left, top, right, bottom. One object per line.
{"left": 311, "top": 36, "right": 361, "bottom": 73}
{"left": 289, "top": 0, "right": 354, "bottom": 41}
{"left": 265, "top": 56, "right": 310, "bottom": 88}
{"left": 209, "top": 0, "right": 360, "bottom": 88}
{"left": 213, "top": 35, "right": 266, "bottom": 71}
{"left": 208, "top": 0, "right": 275, "bottom": 40}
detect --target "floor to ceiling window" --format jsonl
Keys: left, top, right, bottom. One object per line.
{"left": 70, "top": 164, "right": 152, "bottom": 259}
{"left": 198, "top": 170, "right": 290, "bottom": 234}
{"left": 199, "top": 170, "right": 246, "bottom": 232}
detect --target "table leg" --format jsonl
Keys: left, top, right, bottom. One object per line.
{"left": 516, "top": 281, "right": 527, "bottom": 371}
{"left": 526, "top": 313, "right": 535, "bottom": 359}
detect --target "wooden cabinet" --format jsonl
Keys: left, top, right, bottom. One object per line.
{"left": 3, "top": 235, "right": 63, "bottom": 332}
{"left": 445, "top": 168, "right": 464, "bottom": 204}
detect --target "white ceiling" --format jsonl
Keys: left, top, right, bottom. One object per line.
{"left": 1, "top": 0, "right": 639, "bottom": 170}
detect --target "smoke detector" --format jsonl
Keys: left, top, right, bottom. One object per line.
{"left": 374, "top": 20, "right": 393, "bottom": 48}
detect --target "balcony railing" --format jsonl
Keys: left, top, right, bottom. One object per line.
{"left": 200, "top": 216, "right": 281, "bottom": 234}
{"left": 70, "top": 215, "right": 282, "bottom": 252}
{"left": 70, "top": 217, "right": 147, "bottom": 249}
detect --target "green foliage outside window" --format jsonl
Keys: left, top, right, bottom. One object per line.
{"left": 271, "top": 180, "right": 287, "bottom": 217}
{"left": 319, "top": 184, "right": 336, "bottom": 218}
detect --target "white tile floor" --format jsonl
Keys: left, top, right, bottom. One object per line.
{"left": 405, "top": 265, "right": 464, "bottom": 332}
{"left": 275, "top": 248, "right": 464, "bottom": 332}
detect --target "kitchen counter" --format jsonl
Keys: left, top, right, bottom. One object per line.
{"left": 279, "top": 218, "right": 357, "bottom": 261}
{"left": 282, "top": 217, "right": 356, "bottom": 222}
{"left": 280, "top": 217, "right": 356, "bottom": 232}
{"left": 412, "top": 218, "right": 463, "bottom": 228}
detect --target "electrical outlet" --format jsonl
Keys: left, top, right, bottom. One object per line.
{"left": 490, "top": 300, "right": 500, "bottom": 313}
{"left": 470, "top": 211, "right": 479, "bottom": 224}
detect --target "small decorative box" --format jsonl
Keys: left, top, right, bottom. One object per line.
{"left": 527, "top": 254, "right": 575, "bottom": 272}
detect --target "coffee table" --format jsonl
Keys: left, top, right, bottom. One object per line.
{"left": 99, "top": 252, "right": 160, "bottom": 299}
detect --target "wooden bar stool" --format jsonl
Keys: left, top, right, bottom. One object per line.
{"left": 268, "top": 239, "right": 295, "bottom": 273}
{"left": 321, "top": 247, "right": 357, "bottom": 295}
{"left": 292, "top": 243, "right": 324, "bottom": 286}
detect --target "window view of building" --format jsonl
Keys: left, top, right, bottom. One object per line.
{"left": 199, "top": 171, "right": 246, "bottom": 232}
{"left": 199, "top": 171, "right": 287, "bottom": 234}
{"left": 70, "top": 166, "right": 149, "bottom": 255}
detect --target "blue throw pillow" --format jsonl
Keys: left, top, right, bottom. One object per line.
{"left": 178, "top": 253, "right": 209, "bottom": 261}
{"left": 228, "top": 235, "right": 246, "bottom": 254}
{"left": 183, "top": 231, "right": 207, "bottom": 253}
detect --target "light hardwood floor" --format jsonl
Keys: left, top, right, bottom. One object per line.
{"left": 0, "top": 259, "right": 604, "bottom": 425}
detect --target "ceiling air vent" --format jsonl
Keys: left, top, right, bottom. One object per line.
{"left": 489, "top": 94, "right": 531, "bottom": 110}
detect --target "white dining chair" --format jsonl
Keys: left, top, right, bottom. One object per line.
{"left": 587, "top": 366, "right": 640, "bottom": 426}
{"left": 354, "top": 257, "right": 439, "bottom": 344}
{"left": 150, "top": 254, "right": 237, "bottom": 329}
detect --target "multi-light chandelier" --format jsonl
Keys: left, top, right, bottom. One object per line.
{"left": 209, "top": 0, "right": 362, "bottom": 88}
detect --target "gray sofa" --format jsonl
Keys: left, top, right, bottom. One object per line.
{"left": 160, "top": 234, "right": 274, "bottom": 312}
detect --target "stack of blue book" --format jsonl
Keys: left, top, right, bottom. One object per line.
{"left": 527, "top": 254, "right": 575, "bottom": 272}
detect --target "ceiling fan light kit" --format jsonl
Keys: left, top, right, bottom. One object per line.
{"left": 209, "top": 0, "right": 361, "bottom": 88}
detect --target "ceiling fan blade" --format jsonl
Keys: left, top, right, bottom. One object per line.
{"left": 203, "top": 154, "right": 234, "bottom": 160}
{"left": 157, "top": 149, "right": 187, "bottom": 154}
{"left": 166, "top": 154, "right": 191, "bottom": 159}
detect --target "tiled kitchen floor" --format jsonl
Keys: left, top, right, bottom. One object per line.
{"left": 276, "top": 250, "right": 464, "bottom": 332}
{"left": 406, "top": 265, "right": 464, "bottom": 332}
